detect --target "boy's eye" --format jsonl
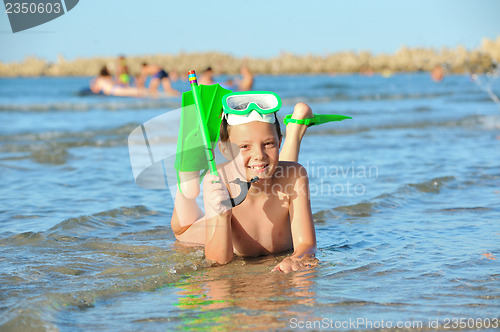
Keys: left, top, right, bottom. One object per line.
{"left": 264, "top": 142, "right": 275, "bottom": 147}
{"left": 239, "top": 144, "right": 249, "bottom": 149}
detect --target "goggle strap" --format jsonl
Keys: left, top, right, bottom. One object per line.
{"left": 225, "top": 111, "right": 277, "bottom": 126}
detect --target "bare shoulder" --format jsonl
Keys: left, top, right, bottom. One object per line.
{"left": 274, "top": 161, "right": 309, "bottom": 182}
{"left": 273, "top": 162, "right": 310, "bottom": 202}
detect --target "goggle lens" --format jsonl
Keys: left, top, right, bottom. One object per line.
{"left": 226, "top": 94, "right": 279, "bottom": 112}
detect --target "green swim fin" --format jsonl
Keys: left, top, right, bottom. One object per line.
{"left": 174, "top": 83, "right": 232, "bottom": 190}
{"left": 283, "top": 114, "right": 352, "bottom": 127}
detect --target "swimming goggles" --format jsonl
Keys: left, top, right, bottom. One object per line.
{"left": 222, "top": 91, "right": 281, "bottom": 115}
{"left": 222, "top": 91, "right": 281, "bottom": 126}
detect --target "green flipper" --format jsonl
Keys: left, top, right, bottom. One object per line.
{"left": 283, "top": 114, "right": 352, "bottom": 127}
{"left": 174, "top": 84, "right": 232, "bottom": 191}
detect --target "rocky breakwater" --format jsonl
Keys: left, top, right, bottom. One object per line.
{"left": 1, "top": 37, "right": 499, "bottom": 77}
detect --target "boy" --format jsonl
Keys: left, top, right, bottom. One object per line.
{"left": 171, "top": 92, "right": 317, "bottom": 273}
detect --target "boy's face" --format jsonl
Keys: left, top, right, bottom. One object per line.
{"left": 226, "top": 121, "right": 281, "bottom": 181}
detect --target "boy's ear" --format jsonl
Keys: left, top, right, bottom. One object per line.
{"left": 218, "top": 141, "right": 233, "bottom": 160}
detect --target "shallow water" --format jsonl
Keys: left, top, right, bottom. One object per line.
{"left": 1, "top": 73, "right": 499, "bottom": 331}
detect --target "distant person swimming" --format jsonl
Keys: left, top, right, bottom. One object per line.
{"left": 90, "top": 66, "right": 146, "bottom": 97}
{"left": 431, "top": 64, "right": 445, "bottom": 82}
{"left": 138, "top": 63, "right": 180, "bottom": 96}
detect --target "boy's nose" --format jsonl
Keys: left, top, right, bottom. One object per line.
{"left": 251, "top": 145, "right": 265, "bottom": 160}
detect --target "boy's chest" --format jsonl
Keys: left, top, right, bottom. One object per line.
{"left": 230, "top": 195, "right": 292, "bottom": 256}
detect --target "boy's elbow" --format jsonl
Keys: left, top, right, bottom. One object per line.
{"left": 205, "top": 249, "right": 234, "bottom": 265}
{"left": 216, "top": 254, "right": 234, "bottom": 265}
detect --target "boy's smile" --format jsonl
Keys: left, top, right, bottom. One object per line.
{"left": 248, "top": 164, "right": 268, "bottom": 172}
{"left": 227, "top": 121, "right": 281, "bottom": 181}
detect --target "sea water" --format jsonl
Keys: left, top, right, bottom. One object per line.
{"left": 0, "top": 73, "right": 499, "bottom": 331}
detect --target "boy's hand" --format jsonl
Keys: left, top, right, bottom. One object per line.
{"left": 272, "top": 255, "right": 318, "bottom": 273}
{"left": 204, "top": 174, "right": 231, "bottom": 215}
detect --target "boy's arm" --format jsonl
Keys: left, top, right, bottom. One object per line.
{"left": 203, "top": 175, "right": 234, "bottom": 265}
{"left": 273, "top": 164, "right": 317, "bottom": 273}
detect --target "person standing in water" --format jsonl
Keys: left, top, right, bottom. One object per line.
{"left": 198, "top": 67, "right": 216, "bottom": 85}
{"left": 138, "top": 63, "right": 180, "bottom": 96}
{"left": 115, "top": 55, "right": 132, "bottom": 86}
{"left": 237, "top": 66, "right": 254, "bottom": 91}
{"left": 224, "top": 66, "right": 254, "bottom": 91}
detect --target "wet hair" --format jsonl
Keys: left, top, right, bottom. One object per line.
{"left": 219, "top": 112, "right": 282, "bottom": 142}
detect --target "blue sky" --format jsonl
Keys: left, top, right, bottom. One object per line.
{"left": 1, "top": 0, "right": 499, "bottom": 63}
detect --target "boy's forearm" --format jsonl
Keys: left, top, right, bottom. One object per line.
{"left": 290, "top": 243, "right": 316, "bottom": 259}
{"left": 205, "top": 211, "right": 233, "bottom": 265}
